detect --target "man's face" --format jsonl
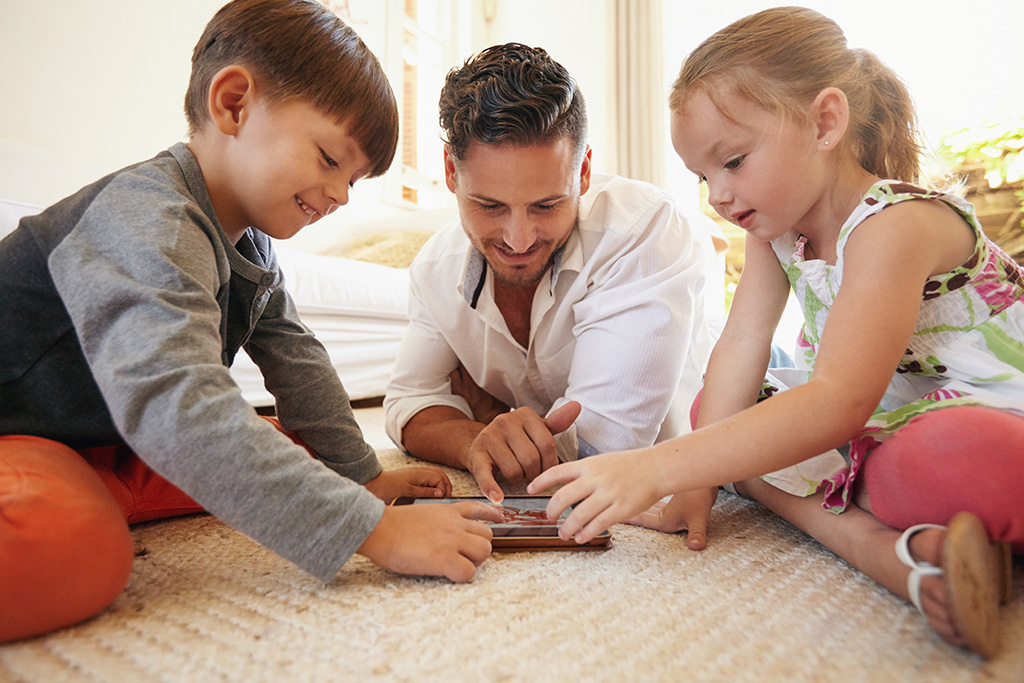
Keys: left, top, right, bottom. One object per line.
{"left": 445, "top": 137, "right": 592, "bottom": 288}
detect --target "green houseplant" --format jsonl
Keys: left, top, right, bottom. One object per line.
{"left": 938, "top": 117, "right": 1024, "bottom": 261}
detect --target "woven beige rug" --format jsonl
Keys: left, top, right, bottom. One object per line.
{"left": 2, "top": 405, "right": 1021, "bottom": 682}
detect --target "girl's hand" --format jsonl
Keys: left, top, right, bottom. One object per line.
{"left": 626, "top": 486, "right": 718, "bottom": 550}
{"left": 364, "top": 467, "right": 453, "bottom": 503}
{"left": 527, "top": 449, "right": 664, "bottom": 544}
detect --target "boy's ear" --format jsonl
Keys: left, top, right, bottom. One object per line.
{"left": 812, "top": 87, "right": 849, "bottom": 152}
{"left": 208, "top": 65, "right": 256, "bottom": 136}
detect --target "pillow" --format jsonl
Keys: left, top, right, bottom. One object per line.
{"left": 326, "top": 230, "right": 434, "bottom": 269}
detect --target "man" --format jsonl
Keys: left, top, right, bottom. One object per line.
{"left": 384, "top": 43, "right": 717, "bottom": 503}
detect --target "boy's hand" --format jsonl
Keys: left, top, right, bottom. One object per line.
{"left": 364, "top": 467, "right": 453, "bottom": 503}
{"left": 465, "top": 401, "right": 581, "bottom": 504}
{"left": 527, "top": 448, "right": 663, "bottom": 544}
{"left": 626, "top": 487, "right": 718, "bottom": 550}
{"left": 357, "top": 501, "right": 503, "bottom": 582}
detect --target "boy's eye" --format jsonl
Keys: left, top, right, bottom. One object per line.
{"left": 320, "top": 149, "right": 339, "bottom": 168}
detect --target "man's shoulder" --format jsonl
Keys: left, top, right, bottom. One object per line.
{"left": 577, "top": 173, "right": 691, "bottom": 250}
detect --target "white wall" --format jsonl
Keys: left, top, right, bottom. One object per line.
{"left": 0, "top": 0, "right": 411, "bottom": 251}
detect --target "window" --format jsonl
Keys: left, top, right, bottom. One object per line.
{"left": 389, "top": 0, "right": 458, "bottom": 209}
{"left": 322, "top": 0, "right": 458, "bottom": 210}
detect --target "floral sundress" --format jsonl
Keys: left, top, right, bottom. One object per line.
{"left": 759, "top": 180, "right": 1024, "bottom": 513}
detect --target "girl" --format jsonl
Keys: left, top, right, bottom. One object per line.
{"left": 529, "top": 6, "right": 1022, "bottom": 659}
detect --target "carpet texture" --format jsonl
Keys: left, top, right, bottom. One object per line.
{"left": 1, "top": 406, "right": 1021, "bottom": 682}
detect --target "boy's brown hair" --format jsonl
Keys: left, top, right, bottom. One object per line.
{"left": 185, "top": 0, "right": 398, "bottom": 177}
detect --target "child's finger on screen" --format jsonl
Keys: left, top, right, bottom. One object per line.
{"left": 558, "top": 494, "right": 607, "bottom": 542}
{"left": 453, "top": 500, "right": 504, "bottom": 524}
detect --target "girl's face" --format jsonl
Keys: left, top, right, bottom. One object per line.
{"left": 671, "top": 90, "right": 822, "bottom": 243}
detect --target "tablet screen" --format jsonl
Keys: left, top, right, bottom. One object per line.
{"left": 412, "top": 496, "right": 568, "bottom": 537}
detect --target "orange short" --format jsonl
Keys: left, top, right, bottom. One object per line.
{"left": 0, "top": 417, "right": 303, "bottom": 642}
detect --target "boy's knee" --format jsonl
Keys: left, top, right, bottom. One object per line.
{"left": 0, "top": 436, "right": 134, "bottom": 642}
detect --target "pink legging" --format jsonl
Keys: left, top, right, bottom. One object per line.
{"left": 690, "top": 397, "right": 1024, "bottom": 552}
{"left": 0, "top": 417, "right": 308, "bottom": 642}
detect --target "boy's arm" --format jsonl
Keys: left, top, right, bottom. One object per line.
{"left": 48, "top": 190, "right": 384, "bottom": 581}
{"left": 243, "top": 274, "right": 381, "bottom": 483}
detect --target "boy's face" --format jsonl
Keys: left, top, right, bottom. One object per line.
{"left": 214, "top": 97, "right": 370, "bottom": 243}
{"left": 445, "top": 137, "right": 592, "bottom": 289}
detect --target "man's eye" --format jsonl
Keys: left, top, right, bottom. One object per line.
{"left": 480, "top": 203, "right": 501, "bottom": 211}
{"left": 321, "top": 150, "right": 339, "bottom": 168}
{"left": 535, "top": 204, "right": 556, "bottom": 211}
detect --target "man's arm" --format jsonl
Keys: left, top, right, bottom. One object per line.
{"left": 402, "top": 402, "right": 581, "bottom": 503}
{"left": 555, "top": 196, "right": 713, "bottom": 454}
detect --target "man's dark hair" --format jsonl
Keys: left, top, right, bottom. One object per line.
{"left": 439, "top": 43, "right": 587, "bottom": 164}
{"left": 185, "top": 0, "right": 398, "bottom": 177}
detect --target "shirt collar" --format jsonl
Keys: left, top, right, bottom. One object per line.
{"left": 460, "top": 229, "right": 582, "bottom": 309}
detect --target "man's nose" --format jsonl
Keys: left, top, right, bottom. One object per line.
{"left": 502, "top": 212, "right": 537, "bottom": 253}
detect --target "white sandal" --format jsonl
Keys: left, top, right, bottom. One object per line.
{"left": 896, "top": 523, "right": 945, "bottom": 613}
{"left": 895, "top": 512, "right": 1008, "bottom": 659}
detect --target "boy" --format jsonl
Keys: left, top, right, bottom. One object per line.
{"left": 0, "top": 0, "right": 500, "bottom": 642}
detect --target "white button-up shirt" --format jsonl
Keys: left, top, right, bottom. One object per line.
{"left": 384, "top": 174, "right": 717, "bottom": 458}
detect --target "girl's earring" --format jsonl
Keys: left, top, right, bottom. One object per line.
{"left": 824, "top": 140, "right": 830, "bottom": 147}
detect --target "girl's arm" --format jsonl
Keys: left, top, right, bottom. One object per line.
{"left": 693, "top": 234, "right": 792, "bottom": 429}
{"left": 533, "top": 198, "right": 975, "bottom": 543}
{"left": 621, "top": 234, "right": 791, "bottom": 546}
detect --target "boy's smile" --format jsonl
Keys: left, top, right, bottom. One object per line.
{"left": 191, "top": 85, "right": 371, "bottom": 245}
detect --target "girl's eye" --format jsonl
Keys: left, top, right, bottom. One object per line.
{"left": 724, "top": 155, "right": 745, "bottom": 171}
{"left": 321, "top": 149, "right": 339, "bottom": 168}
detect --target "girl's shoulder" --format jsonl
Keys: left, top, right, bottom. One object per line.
{"left": 839, "top": 181, "right": 974, "bottom": 240}
{"left": 837, "top": 180, "right": 983, "bottom": 259}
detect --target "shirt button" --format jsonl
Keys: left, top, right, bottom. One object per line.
{"left": 260, "top": 274, "right": 274, "bottom": 286}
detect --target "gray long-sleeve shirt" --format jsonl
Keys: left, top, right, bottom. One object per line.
{"left": 0, "top": 143, "right": 384, "bottom": 581}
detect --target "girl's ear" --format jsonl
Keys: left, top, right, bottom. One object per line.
{"left": 207, "top": 65, "right": 256, "bottom": 136}
{"left": 812, "top": 87, "right": 849, "bottom": 152}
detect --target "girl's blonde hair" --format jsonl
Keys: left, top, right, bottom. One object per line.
{"left": 670, "top": 6, "right": 924, "bottom": 184}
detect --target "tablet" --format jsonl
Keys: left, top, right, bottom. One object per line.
{"left": 393, "top": 495, "right": 611, "bottom": 551}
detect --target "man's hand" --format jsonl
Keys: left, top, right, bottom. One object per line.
{"left": 449, "top": 365, "right": 509, "bottom": 425}
{"left": 357, "top": 501, "right": 503, "bottom": 582}
{"left": 626, "top": 487, "right": 718, "bottom": 550}
{"left": 466, "top": 401, "right": 581, "bottom": 503}
{"left": 364, "top": 467, "right": 453, "bottom": 504}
